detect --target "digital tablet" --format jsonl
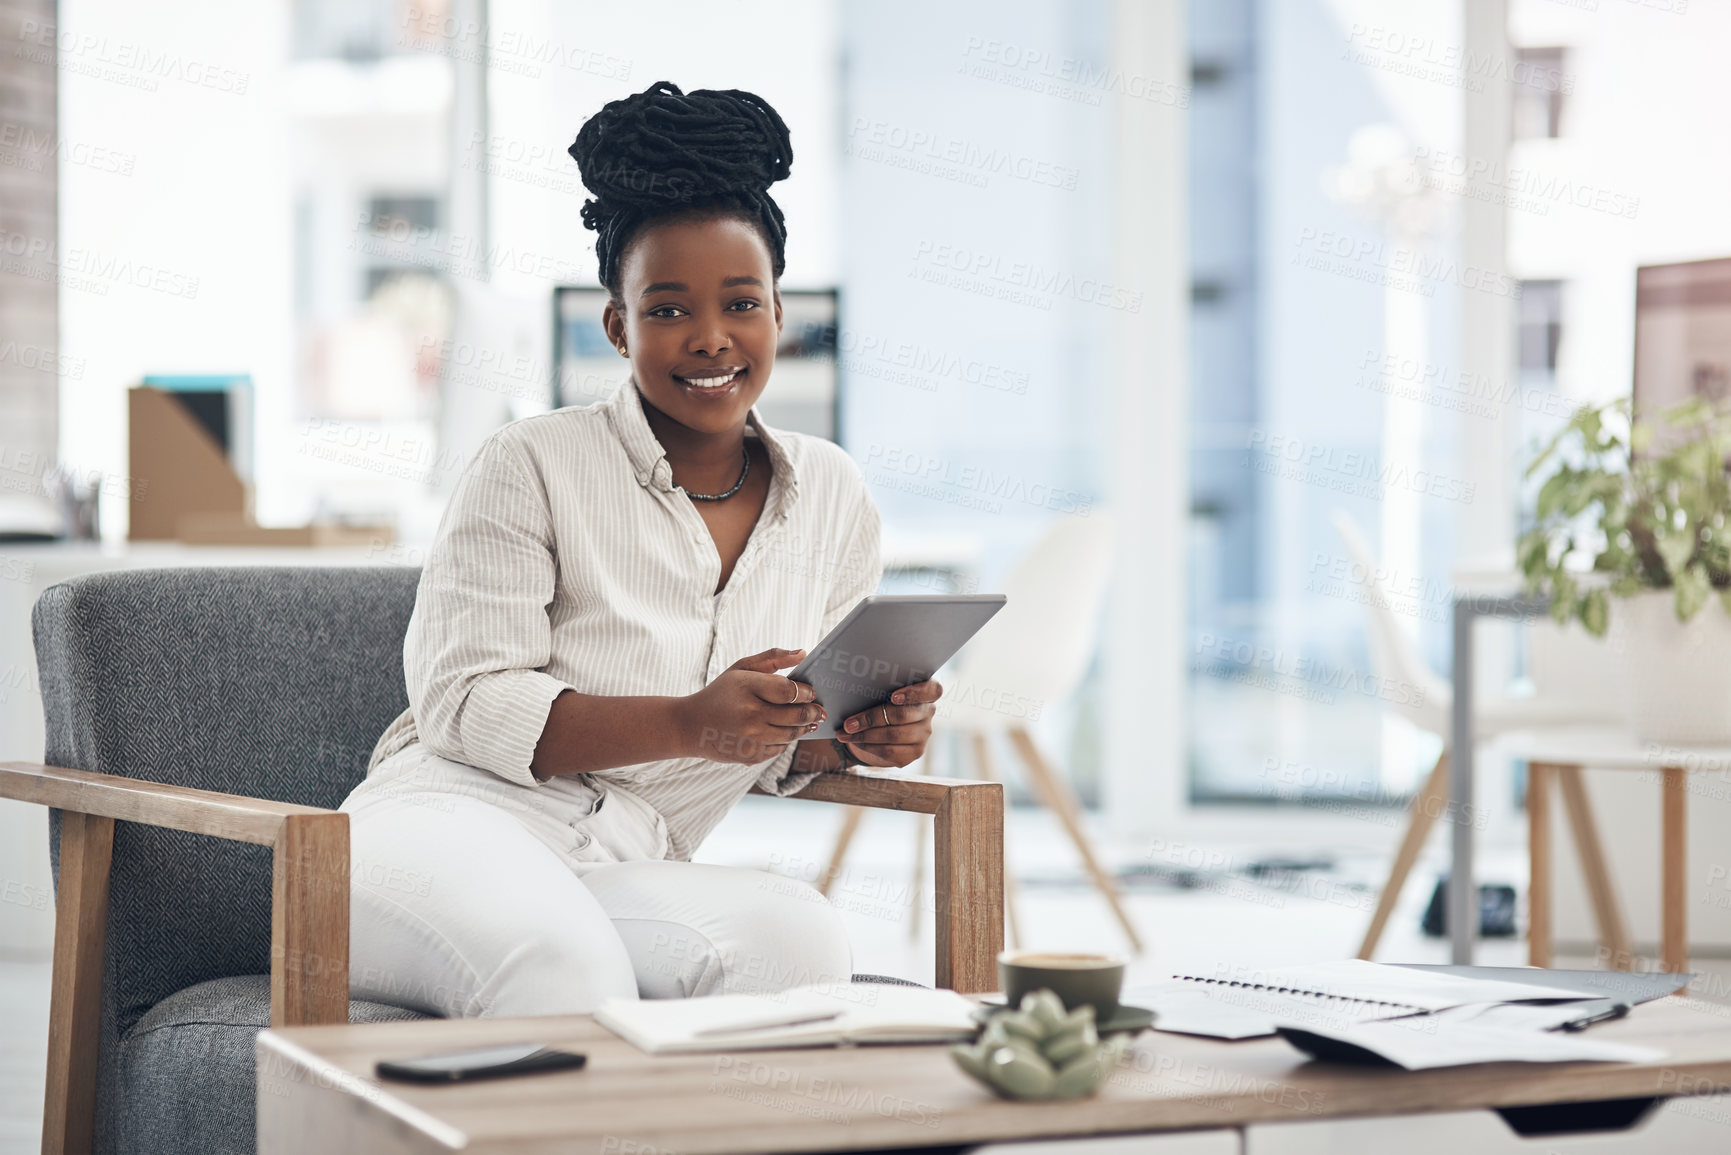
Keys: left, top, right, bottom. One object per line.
{"left": 787, "top": 594, "right": 1007, "bottom": 739}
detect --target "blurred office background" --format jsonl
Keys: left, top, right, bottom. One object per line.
{"left": 22, "top": 0, "right": 1720, "bottom": 819}
{"left": 8, "top": 6, "right": 1731, "bottom": 1135}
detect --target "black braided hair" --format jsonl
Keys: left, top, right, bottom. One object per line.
{"left": 567, "top": 80, "right": 793, "bottom": 296}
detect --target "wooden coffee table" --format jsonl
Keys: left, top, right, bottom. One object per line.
{"left": 257, "top": 998, "right": 1731, "bottom": 1153}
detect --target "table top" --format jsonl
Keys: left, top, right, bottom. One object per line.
{"left": 1500, "top": 726, "right": 1731, "bottom": 772}
{"left": 258, "top": 997, "right": 1731, "bottom": 1154}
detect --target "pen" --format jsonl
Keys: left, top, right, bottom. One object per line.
{"left": 692, "top": 1011, "right": 843, "bottom": 1037}
{"left": 1557, "top": 1002, "right": 1629, "bottom": 1032}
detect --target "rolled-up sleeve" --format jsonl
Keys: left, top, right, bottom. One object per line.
{"left": 404, "top": 434, "right": 569, "bottom": 788}
{"left": 755, "top": 484, "right": 884, "bottom": 797}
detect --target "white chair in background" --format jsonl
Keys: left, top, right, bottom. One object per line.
{"left": 818, "top": 511, "right": 1144, "bottom": 954}
{"left": 1330, "top": 511, "right": 1620, "bottom": 958}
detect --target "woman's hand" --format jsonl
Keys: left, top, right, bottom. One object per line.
{"left": 679, "top": 648, "right": 826, "bottom": 764}
{"left": 835, "top": 680, "right": 943, "bottom": 768}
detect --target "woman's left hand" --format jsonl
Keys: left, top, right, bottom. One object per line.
{"left": 836, "top": 680, "right": 943, "bottom": 768}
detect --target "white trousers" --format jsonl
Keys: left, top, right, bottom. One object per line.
{"left": 338, "top": 750, "right": 852, "bottom": 1019}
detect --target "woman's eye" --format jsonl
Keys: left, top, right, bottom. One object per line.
{"left": 729, "top": 300, "right": 760, "bottom": 312}
{"left": 648, "top": 305, "right": 685, "bottom": 319}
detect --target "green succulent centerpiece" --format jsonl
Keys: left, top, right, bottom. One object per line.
{"left": 1519, "top": 396, "right": 1731, "bottom": 636}
{"left": 951, "top": 990, "right": 1131, "bottom": 1101}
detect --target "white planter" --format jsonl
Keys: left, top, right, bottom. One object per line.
{"left": 1619, "top": 590, "right": 1731, "bottom": 746}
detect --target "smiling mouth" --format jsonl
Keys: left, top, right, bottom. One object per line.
{"left": 674, "top": 368, "right": 745, "bottom": 390}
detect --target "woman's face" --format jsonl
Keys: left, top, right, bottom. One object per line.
{"left": 604, "top": 215, "right": 782, "bottom": 436}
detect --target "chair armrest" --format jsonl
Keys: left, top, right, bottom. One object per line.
{"left": 0, "top": 761, "right": 347, "bottom": 1023}
{"left": 753, "top": 769, "right": 1004, "bottom": 993}
{"left": 750, "top": 767, "right": 983, "bottom": 814}
{"left": 0, "top": 760, "right": 337, "bottom": 846}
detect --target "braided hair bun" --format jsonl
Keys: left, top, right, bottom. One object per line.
{"left": 568, "top": 80, "right": 793, "bottom": 292}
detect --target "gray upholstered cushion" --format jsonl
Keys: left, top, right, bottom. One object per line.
{"left": 36, "top": 566, "right": 423, "bottom": 1154}
{"left": 117, "top": 976, "right": 428, "bottom": 1155}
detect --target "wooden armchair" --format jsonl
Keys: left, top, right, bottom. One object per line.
{"left": 12, "top": 567, "right": 1003, "bottom": 1155}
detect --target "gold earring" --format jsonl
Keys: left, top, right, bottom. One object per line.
{"left": 617, "top": 345, "right": 628, "bottom": 358}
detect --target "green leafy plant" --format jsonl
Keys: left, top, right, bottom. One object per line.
{"left": 1520, "top": 396, "right": 1731, "bottom": 637}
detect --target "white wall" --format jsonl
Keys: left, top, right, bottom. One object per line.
{"left": 1509, "top": 0, "right": 1731, "bottom": 951}
{"left": 485, "top": 0, "right": 841, "bottom": 300}
{"left": 1509, "top": 0, "right": 1731, "bottom": 403}
{"left": 57, "top": 0, "right": 294, "bottom": 538}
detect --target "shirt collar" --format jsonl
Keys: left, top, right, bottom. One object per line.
{"left": 603, "top": 379, "right": 800, "bottom": 520}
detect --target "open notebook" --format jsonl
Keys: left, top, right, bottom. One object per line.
{"left": 596, "top": 983, "right": 980, "bottom": 1054}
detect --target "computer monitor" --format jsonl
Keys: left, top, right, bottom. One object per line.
{"left": 1633, "top": 256, "right": 1731, "bottom": 418}
{"left": 552, "top": 286, "right": 840, "bottom": 442}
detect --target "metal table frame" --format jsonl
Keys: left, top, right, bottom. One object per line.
{"left": 1448, "top": 591, "right": 1549, "bottom": 963}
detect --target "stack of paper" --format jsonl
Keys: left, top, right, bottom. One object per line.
{"left": 1278, "top": 1003, "right": 1664, "bottom": 1070}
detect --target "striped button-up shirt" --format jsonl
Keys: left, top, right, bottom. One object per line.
{"left": 367, "top": 379, "right": 882, "bottom": 860}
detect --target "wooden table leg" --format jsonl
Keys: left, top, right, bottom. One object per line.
{"left": 1662, "top": 766, "right": 1688, "bottom": 975}
{"left": 1557, "top": 766, "right": 1633, "bottom": 971}
{"left": 1526, "top": 762, "right": 1554, "bottom": 968}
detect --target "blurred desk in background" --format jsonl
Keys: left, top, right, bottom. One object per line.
{"left": 1445, "top": 563, "right": 1731, "bottom": 969}
{"left": 1505, "top": 726, "right": 1731, "bottom": 975}
{"left": 1446, "top": 583, "right": 1549, "bottom": 964}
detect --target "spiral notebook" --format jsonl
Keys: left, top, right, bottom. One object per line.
{"left": 1138, "top": 959, "right": 1599, "bottom": 1040}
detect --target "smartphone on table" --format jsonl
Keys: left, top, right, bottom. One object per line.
{"left": 376, "top": 1042, "right": 588, "bottom": 1083}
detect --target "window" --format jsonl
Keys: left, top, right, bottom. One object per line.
{"left": 1513, "top": 47, "right": 1568, "bottom": 140}
{"left": 1518, "top": 280, "right": 1564, "bottom": 377}
{"left": 286, "top": 1, "right": 462, "bottom": 517}
{"left": 1185, "top": 0, "right": 1466, "bottom": 804}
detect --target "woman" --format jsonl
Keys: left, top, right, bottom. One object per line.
{"left": 339, "top": 81, "right": 941, "bottom": 1019}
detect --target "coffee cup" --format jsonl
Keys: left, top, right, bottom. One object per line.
{"left": 998, "top": 950, "right": 1126, "bottom": 1021}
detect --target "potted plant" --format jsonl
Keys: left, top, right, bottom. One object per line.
{"left": 1519, "top": 395, "right": 1731, "bottom": 744}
